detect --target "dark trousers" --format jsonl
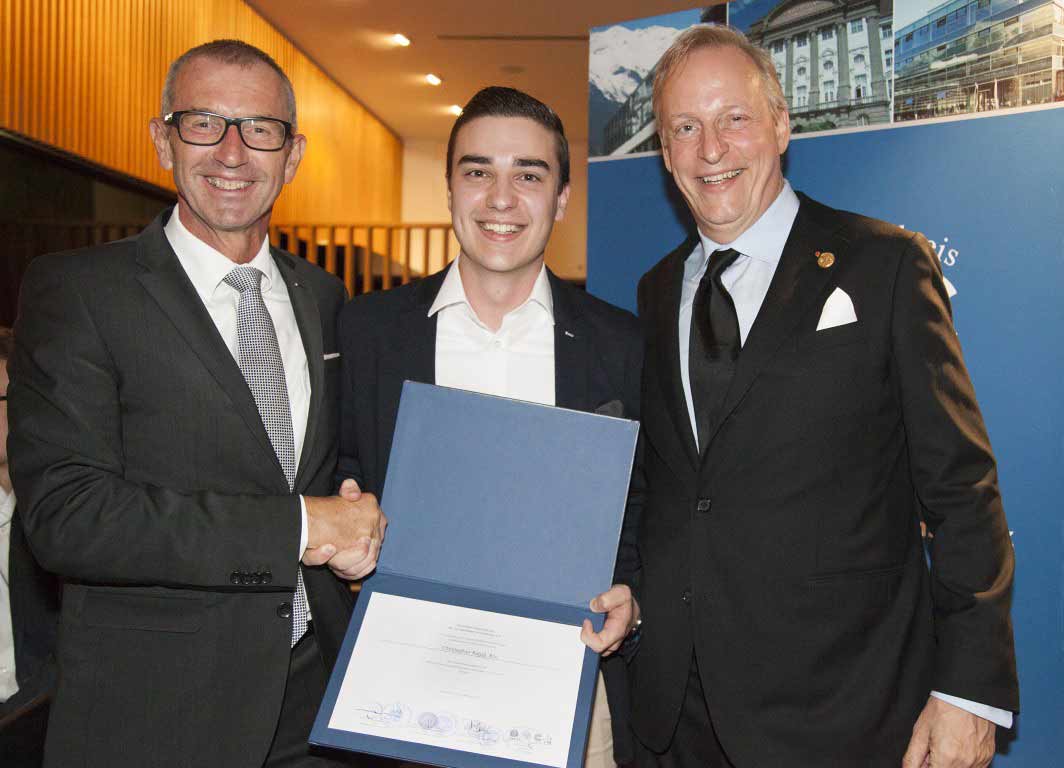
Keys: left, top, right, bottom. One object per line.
{"left": 633, "top": 654, "right": 734, "bottom": 768}
{"left": 265, "top": 626, "right": 359, "bottom": 768}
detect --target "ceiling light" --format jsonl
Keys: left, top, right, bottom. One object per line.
{"left": 425, "top": 73, "right": 442, "bottom": 86}
{"left": 448, "top": 105, "right": 463, "bottom": 116}
{"left": 390, "top": 33, "right": 411, "bottom": 47}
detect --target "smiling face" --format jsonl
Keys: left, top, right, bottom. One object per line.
{"left": 447, "top": 116, "right": 569, "bottom": 283}
{"left": 149, "top": 57, "right": 305, "bottom": 256}
{"left": 658, "top": 45, "right": 790, "bottom": 244}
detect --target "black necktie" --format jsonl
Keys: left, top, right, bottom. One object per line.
{"left": 689, "top": 248, "right": 741, "bottom": 453}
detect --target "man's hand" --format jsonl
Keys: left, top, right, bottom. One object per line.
{"left": 580, "top": 584, "right": 639, "bottom": 656}
{"left": 338, "top": 477, "right": 361, "bottom": 501}
{"left": 303, "top": 488, "right": 387, "bottom": 581}
{"left": 902, "top": 696, "right": 996, "bottom": 768}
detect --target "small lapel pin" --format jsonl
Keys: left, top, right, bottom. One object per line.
{"left": 816, "top": 251, "right": 835, "bottom": 269}
{"left": 564, "top": 330, "right": 575, "bottom": 338}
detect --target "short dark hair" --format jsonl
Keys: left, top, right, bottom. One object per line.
{"left": 0, "top": 326, "right": 12, "bottom": 363}
{"left": 161, "top": 39, "right": 297, "bottom": 128}
{"left": 446, "top": 86, "right": 570, "bottom": 190}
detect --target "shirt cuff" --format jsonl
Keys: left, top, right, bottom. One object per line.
{"left": 299, "top": 496, "right": 308, "bottom": 560}
{"left": 930, "top": 691, "right": 1013, "bottom": 728}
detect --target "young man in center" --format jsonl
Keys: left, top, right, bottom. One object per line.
{"left": 336, "top": 86, "right": 641, "bottom": 767}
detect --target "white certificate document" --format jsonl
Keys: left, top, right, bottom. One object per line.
{"left": 329, "top": 592, "right": 588, "bottom": 767}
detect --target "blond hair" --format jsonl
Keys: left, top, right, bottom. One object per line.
{"left": 652, "top": 24, "right": 788, "bottom": 125}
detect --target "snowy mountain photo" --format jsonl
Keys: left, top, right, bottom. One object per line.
{"left": 588, "top": 8, "right": 720, "bottom": 157}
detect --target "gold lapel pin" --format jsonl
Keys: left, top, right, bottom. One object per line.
{"left": 816, "top": 251, "right": 835, "bottom": 269}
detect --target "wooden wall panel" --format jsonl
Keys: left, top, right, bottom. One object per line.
{"left": 0, "top": 0, "right": 402, "bottom": 223}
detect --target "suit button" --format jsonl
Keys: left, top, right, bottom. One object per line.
{"left": 681, "top": 590, "right": 692, "bottom": 604}
{"left": 277, "top": 602, "right": 292, "bottom": 619}
{"left": 250, "top": 574, "right": 263, "bottom": 585}
{"left": 230, "top": 571, "right": 242, "bottom": 585}
{"left": 262, "top": 570, "right": 273, "bottom": 585}
{"left": 696, "top": 498, "right": 712, "bottom": 513}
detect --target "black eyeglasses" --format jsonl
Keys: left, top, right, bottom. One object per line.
{"left": 164, "top": 110, "right": 293, "bottom": 151}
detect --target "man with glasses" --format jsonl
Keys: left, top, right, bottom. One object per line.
{"left": 9, "top": 40, "right": 382, "bottom": 767}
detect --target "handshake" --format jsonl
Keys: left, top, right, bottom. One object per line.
{"left": 303, "top": 479, "right": 387, "bottom": 581}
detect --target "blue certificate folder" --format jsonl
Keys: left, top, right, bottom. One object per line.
{"left": 311, "top": 382, "right": 639, "bottom": 768}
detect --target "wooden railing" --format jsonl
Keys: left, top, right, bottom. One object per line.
{"left": 268, "top": 223, "right": 458, "bottom": 296}
{"left": 0, "top": 219, "right": 455, "bottom": 325}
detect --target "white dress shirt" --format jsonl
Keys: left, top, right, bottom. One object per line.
{"left": 164, "top": 206, "right": 311, "bottom": 558}
{"left": 430, "top": 258, "right": 556, "bottom": 406}
{"left": 0, "top": 486, "right": 17, "bottom": 701}
{"left": 677, "top": 184, "right": 1012, "bottom": 729}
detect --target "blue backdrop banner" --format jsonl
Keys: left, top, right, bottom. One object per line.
{"left": 588, "top": 105, "right": 1064, "bottom": 765}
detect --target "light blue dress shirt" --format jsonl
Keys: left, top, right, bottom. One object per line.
{"left": 675, "top": 181, "right": 1012, "bottom": 729}
{"left": 678, "top": 181, "right": 799, "bottom": 450}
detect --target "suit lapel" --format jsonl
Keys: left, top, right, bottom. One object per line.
{"left": 651, "top": 238, "right": 701, "bottom": 471}
{"left": 705, "top": 197, "right": 847, "bottom": 453}
{"left": 381, "top": 268, "right": 444, "bottom": 388}
{"left": 135, "top": 213, "right": 284, "bottom": 483}
{"left": 273, "top": 250, "right": 323, "bottom": 488}
{"left": 549, "top": 271, "right": 590, "bottom": 411}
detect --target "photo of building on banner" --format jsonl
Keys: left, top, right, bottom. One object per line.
{"left": 731, "top": 0, "right": 896, "bottom": 133}
{"left": 893, "top": 0, "right": 1064, "bottom": 121}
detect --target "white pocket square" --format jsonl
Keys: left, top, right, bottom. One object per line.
{"left": 323, "top": 352, "right": 341, "bottom": 361}
{"left": 816, "top": 287, "right": 857, "bottom": 331}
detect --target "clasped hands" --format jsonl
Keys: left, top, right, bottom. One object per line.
{"left": 303, "top": 479, "right": 387, "bottom": 581}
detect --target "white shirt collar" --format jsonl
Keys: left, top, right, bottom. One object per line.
{"left": 428, "top": 256, "right": 555, "bottom": 327}
{"left": 164, "top": 204, "right": 277, "bottom": 298}
{"left": 0, "top": 486, "right": 14, "bottom": 527}
{"left": 691, "top": 180, "right": 800, "bottom": 273}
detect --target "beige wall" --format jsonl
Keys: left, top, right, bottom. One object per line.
{"left": 401, "top": 139, "right": 452, "bottom": 223}
{"left": 400, "top": 138, "right": 588, "bottom": 281}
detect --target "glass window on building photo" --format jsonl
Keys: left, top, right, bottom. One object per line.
{"left": 851, "top": 19, "right": 864, "bottom": 33}
{"left": 893, "top": 0, "right": 1064, "bottom": 122}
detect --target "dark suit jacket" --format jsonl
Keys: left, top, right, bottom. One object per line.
{"left": 8, "top": 209, "right": 353, "bottom": 768}
{"left": 625, "top": 193, "right": 1018, "bottom": 767}
{"left": 7, "top": 503, "right": 60, "bottom": 701}
{"left": 336, "top": 264, "right": 643, "bottom": 763}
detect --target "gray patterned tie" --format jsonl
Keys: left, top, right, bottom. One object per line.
{"left": 224, "top": 266, "right": 308, "bottom": 645}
